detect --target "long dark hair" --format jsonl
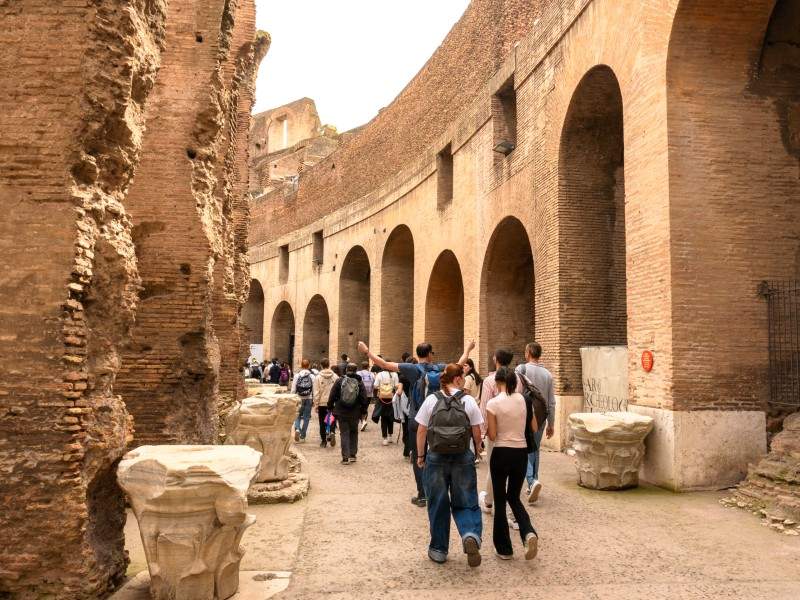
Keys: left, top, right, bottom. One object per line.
{"left": 464, "top": 358, "right": 482, "bottom": 387}
{"left": 494, "top": 366, "right": 517, "bottom": 394}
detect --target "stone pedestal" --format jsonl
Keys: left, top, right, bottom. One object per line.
{"left": 246, "top": 382, "right": 286, "bottom": 397}
{"left": 225, "top": 394, "right": 299, "bottom": 483}
{"left": 117, "top": 445, "right": 262, "bottom": 600}
{"left": 568, "top": 412, "right": 654, "bottom": 490}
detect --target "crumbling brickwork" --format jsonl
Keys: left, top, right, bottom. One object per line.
{"left": 0, "top": 1, "right": 166, "bottom": 597}
{"left": 116, "top": 0, "right": 266, "bottom": 445}
{"left": 1, "top": 1, "right": 263, "bottom": 596}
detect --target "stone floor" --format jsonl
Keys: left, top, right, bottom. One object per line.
{"left": 124, "top": 423, "right": 800, "bottom": 599}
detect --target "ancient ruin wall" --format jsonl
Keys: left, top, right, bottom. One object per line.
{"left": 249, "top": 0, "right": 542, "bottom": 246}
{"left": 0, "top": 2, "right": 166, "bottom": 597}
{"left": 116, "top": 0, "right": 263, "bottom": 445}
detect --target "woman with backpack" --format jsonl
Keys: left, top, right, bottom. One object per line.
{"left": 415, "top": 363, "right": 484, "bottom": 567}
{"left": 485, "top": 367, "right": 539, "bottom": 561}
{"left": 373, "top": 365, "right": 399, "bottom": 445}
{"left": 279, "top": 362, "right": 291, "bottom": 387}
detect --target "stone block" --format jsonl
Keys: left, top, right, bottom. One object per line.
{"left": 117, "top": 445, "right": 262, "bottom": 600}
{"left": 225, "top": 394, "right": 300, "bottom": 483}
{"left": 568, "top": 412, "right": 654, "bottom": 490}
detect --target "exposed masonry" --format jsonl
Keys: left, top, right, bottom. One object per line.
{"left": 0, "top": 1, "right": 264, "bottom": 597}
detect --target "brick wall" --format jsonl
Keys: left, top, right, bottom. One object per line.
{"left": 0, "top": 1, "right": 166, "bottom": 597}
{"left": 380, "top": 226, "right": 415, "bottom": 361}
{"left": 116, "top": 0, "right": 262, "bottom": 445}
{"left": 302, "top": 295, "right": 331, "bottom": 363}
{"left": 338, "top": 246, "right": 372, "bottom": 360}
{"left": 425, "top": 251, "right": 466, "bottom": 363}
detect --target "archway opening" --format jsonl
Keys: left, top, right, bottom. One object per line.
{"left": 480, "top": 217, "right": 534, "bottom": 373}
{"left": 338, "top": 246, "right": 371, "bottom": 360}
{"left": 425, "top": 250, "right": 465, "bottom": 362}
{"left": 303, "top": 294, "right": 330, "bottom": 363}
{"left": 270, "top": 301, "right": 295, "bottom": 367}
{"left": 667, "top": 0, "right": 800, "bottom": 419}
{"left": 380, "top": 225, "right": 414, "bottom": 361}
{"left": 559, "top": 65, "right": 626, "bottom": 394}
{"left": 242, "top": 279, "right": 265, "bottom": 347}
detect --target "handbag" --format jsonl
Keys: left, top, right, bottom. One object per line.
{"left": 371, "top": 401, "right": 382, "bottom": 423}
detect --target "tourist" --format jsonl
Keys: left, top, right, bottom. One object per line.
{"left": 268, "top": 358, "right": 281, "bottom": 384}
{"left": 478, "top": 348, "right": 514, "bottom": 514}
{"left": 515, "top": 341, "right": 556, "bottom": 503}
{"left": 310, "top": 362, "right": 321, "bottom": 376}
{"left": 463, "top": 358, "right": 483, "bottom": 404}
{"left": 397, "top": 373, "right": 413, "bottom": 458}
{"left": 291, "top": 359, "right": 315, "bottom": 443}
{"left": 313, "top": 358, "right": 339, "bottom": 447}
{"left": 357, "top": 361, "right": 376, "bottom": 431}
{"left": 358, "top": 339, "right": 475, "bottom": 507}
{"left": 249, "top": 358, "right": 262, "bottom": 381}
{"left": 374, "top": 363, "right": 399, "bottom": 445}
{"left": 415, "top": 363, "right": 484, "bottom": 566}
{"left": 337, "top": 353, "right": 349, "bottom": 376}
{"left": 486, "top": 367, "right": 539, "bottom": 560}
{"left": 279, "top": 361, "right": 291, "bottom": 387}
{"left": 327, "top": 363, "right": 369, "bottom": 464}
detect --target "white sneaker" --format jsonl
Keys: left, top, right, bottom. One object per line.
{"left": 524, "top": 533, "right": 539, "bottom": 560}
{"left": 382, "top": 438, "right": 389, "bottom": 446}
{"left": 479, "top": 491, "right": 492, "bottom": 514}
{"left": 495, "top": 550, "right": 513, "bottom": 560}
{"left": 528, "top": 480, "right": 542, "bottom": 504}
{"left": 360, "top": 420, "right": 368, "bottom": 432}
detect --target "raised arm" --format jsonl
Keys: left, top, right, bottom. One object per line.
{"left": 357, "top": 341, "right": 400, "bottom": 372}
{"left": 457, "top": 339, "right": 476, "bottom": 366}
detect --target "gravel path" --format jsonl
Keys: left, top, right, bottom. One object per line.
{"left": 125, "top": 421, "right": 800, "bottom": 599}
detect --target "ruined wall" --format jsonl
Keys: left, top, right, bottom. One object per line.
{"left": 0, "top": 1, "right": 166, "bottom": 597}
{"left": 116, "top": 0, "right": 264, "bottom": 445}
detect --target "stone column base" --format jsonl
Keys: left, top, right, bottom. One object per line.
{"left": 541, "top": 395, "right": 584, "bottom": 451}
{"left": 628, "top": 406, "right": 767, "bottom": 491}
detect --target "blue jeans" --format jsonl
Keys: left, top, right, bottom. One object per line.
{"left": 526, "top": 428, "right": 545, "bottom": 485}
{"left": 294, "top": 398, "right": 313, "bottom": 439}
{"left": 423, "top": 450, "right": 482, "bottom": 554}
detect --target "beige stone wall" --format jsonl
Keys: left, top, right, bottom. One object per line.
{"left": 249, "top": 0, "right": 798, "bottom": 488}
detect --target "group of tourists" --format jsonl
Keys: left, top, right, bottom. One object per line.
{"left": 248, "top": 335, "right": 555, "bottom": 567}
{"left": 244, "top": 357, "right": 293, "bottom": 386}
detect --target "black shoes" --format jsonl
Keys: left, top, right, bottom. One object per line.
{"left": 411, "top": 496, "right": 427, "bottom": 507}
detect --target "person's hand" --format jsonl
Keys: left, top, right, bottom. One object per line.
{"left": 467, "top": 339, "right": 476, "bottom": 352}
{"left": 416, "top": 455, "right": 425, "bottom": 468}
{"left": 546, "top": 424, "right": 555, "bottom": 439}
{"left": 358, "top": 341, "right": 368, "bottom": 354}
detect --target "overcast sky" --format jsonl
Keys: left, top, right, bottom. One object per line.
{"left": 253, "top": 1, "right": 471, "bottom": 132}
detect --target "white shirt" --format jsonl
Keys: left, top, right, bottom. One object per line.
{"left": 415, "top": 390, "right": 484, "bottom": 428}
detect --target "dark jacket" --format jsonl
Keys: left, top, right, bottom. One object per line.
{"left": 327, "top": 373, "right": 369, "bottom": 419}
{"left": 268, "top": 362, "right": 281, "bottom": 384}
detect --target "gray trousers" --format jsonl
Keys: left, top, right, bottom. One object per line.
{"left": 338, "top": 415, "right": 360, "bottom": 459}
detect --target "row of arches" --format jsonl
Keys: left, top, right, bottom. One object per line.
{"left": 244, "top": 66, "right": 626, "bottom": 381}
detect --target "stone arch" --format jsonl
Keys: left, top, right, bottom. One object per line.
{"left": 242, "top": 279, "right": 265, "bottom": 345}
{"left": 666, "top": 0, "right": 800, "bottom": 412}
{"left": 425, "top": 250, "right": 464, "bottom": 362}
{"left": 558, "top": 64, "right": 626, "bottom": 394}
{"left": 479, "top": 216, "right": 534, "bottom": 373}
{"left": 303, "top": 294, "right": 330, "bottom": 363}
{"left": 338, "top": 245, "right": 371, "bottom": 360}
{"left": 380, "top": 225, "right": 414, "bottom": 361}
{"left": 270, "top": 301, "right": 295, "bottom": 367}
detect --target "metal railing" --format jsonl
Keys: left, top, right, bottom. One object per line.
{"left": 761, "top": 280, "right": 800, "bottom": 410}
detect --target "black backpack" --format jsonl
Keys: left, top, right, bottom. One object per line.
{"left": 295, "top": 372, "right": 313, "bottom": 398}
{"left": 426, "top": 390, "right": 471, "bottom": 454}
{"left": 339, "top": 376, "right": 360, "bottom": 409}
{"left": 517, "top": 372, "right": 548, "bottom": 451}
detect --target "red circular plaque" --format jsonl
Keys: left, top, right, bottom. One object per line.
{"left": 641, "top": 350, "right": 654, "bottom": 373}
